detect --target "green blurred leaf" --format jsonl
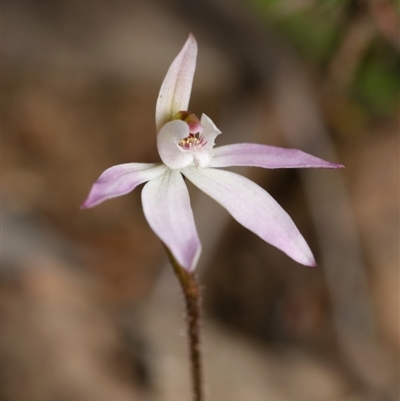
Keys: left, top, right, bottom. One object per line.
{"left": 248, "top": 0, "right": 341, "bottom": 61}
{"left": 353, "top": 50, "right": 400, "bottom": 114}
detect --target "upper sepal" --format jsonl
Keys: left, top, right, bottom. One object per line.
{"left": 155, "top": 34, "right": 198, "bottom": 133}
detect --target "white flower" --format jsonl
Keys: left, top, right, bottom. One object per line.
{"left": 82, "top": 34, "right": 343, "bottom": 271}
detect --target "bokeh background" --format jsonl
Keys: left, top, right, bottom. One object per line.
{"left": 2, "top": 0, "right": 399, "bottom": 400}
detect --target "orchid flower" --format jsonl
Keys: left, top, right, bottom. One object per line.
{"left": 82, "top": 34, "right": 343, "bottom": 272}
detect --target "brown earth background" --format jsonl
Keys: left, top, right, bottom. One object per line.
{"left": 2, "top": 0, "right": 399, "bottom": 400}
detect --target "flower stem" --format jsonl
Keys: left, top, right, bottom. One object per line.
{"left": 165, "top": 247, "right": 203, "bottom": 401}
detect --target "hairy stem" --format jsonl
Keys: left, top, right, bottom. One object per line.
{"left": 165, "top": 247, "right": 203, "bottom": 401}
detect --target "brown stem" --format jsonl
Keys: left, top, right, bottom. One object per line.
{"left": 165, "top": 247, "right": 203, "bottom": 401}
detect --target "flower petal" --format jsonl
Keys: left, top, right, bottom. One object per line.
{"left": 142, "top": 169, "right": 201, "bottom": 271}
{"left": 188, "top": 114, "right": 221, "bottom": 168}
{"left": 183, "top": 166, "right": 316, "bottom": 266}
{"left": 210, "top": 143, "right": 344, "bottom": 169}
{"left": 81, "top": 163, "right": 167, "bottom": 208}
{"left": 155, "top": 34, "right": 198, "bottom": 132}
{"left": 200, "top": 114, "right": 222, "bottom": 151}
{"left": 157, "top": 120, "right": 194, "bottom": 169}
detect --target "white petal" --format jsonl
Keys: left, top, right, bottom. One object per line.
{"left": 157, "top": 120, "right": 194, "bottom": 169}
{"left": 155, "top": 34, "right": 198, "bottom": 132}
{"left": 211, "top": 143, "right": 344, "bottom": 169}
{"left": 183, "top": 166, "right": 316, "bottom": 266}
{"left": 81, "top": 163, "right": 167, "bottom": 208}
{"left": 142, "top": 169, "right": 201, "bottom": 271}
{"left": 200, "top": 114, "right": 221, "bottom": 150}
{"left": 192, "top": 149, "right": 212, "bottom": 168}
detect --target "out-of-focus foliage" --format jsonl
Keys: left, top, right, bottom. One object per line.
{"left": 354, "top": 43, "right": 400, "bottom": 113}
{"left": 251, "top": 0, "right": 345, "bottom": 61}
{"left": 249, "top": 0, "right": 400, "bottom": 117}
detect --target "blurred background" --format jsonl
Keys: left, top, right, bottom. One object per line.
{"left": 2, "top": 0, "right": 399, "bottom": 400}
